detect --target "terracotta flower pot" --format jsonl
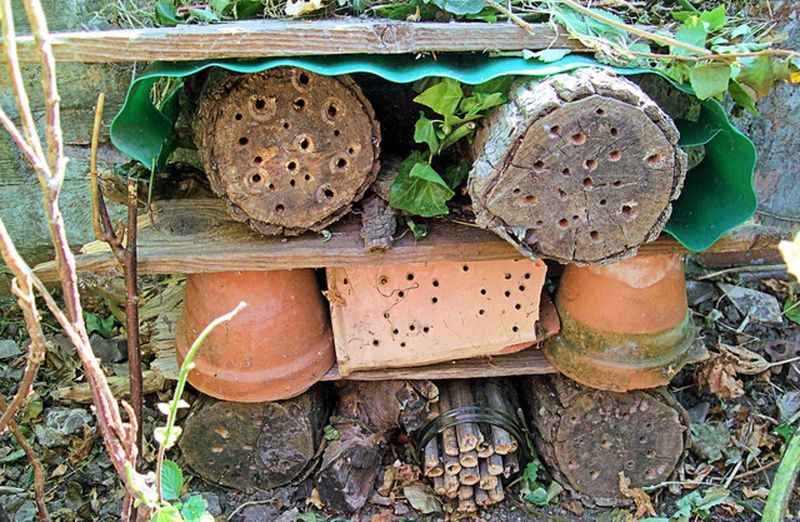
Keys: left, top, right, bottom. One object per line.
{"left": 544, "top": 254, "right": 697, "bottom": 391}
{"left": 176, "top": 270, "right": 335, "bottom": 402}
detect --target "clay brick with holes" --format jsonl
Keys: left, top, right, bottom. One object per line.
{"left": 325, "top": 259, "right": 547, "bottom": 375}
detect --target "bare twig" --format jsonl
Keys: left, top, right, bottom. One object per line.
{"left": 0, "top": 395, "right": 51, "bottom": 522}
{"left": 124, "top": 177, "right": 142, "bottom": 455}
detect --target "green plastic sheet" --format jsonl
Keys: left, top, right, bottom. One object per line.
{"left": 110, "top": 53, "right": 756, "bottom": 252}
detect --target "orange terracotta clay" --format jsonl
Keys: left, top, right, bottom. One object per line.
{"left": 326, "top": 258, "right": 548, "bottom": 375}
{"left": 544, "top": 254, "right": 697, "bottom": 391}
{"left": 176, "top": 270, "right": 335, "bottom": 402}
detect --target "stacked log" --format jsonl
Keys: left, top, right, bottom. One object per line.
{"left": 421, "top": 380, "right": 523, "bottom": 510}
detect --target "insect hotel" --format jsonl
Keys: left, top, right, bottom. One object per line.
{"left": 30, "top": 10, "right": 780, "bottom": 518}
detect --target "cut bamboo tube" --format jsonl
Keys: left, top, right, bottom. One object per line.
{"left": 482, "top": 380, "right": 518, "bottom": 454}
{"left": 458, "top": 496, "right": 477, "bottom": 513}
{"left": 479, "top": 459, "right": 499, "bottom": 490}
{"left": 503, "top": 451, "right": 520, "bottom": 478}
{"left": 424, "top": 433, "right": 444, "bottom": 477}
{"left": 443, "top": 451, "right": 462, "bottom": 476}
{"left": 458, "top": 485, "right": 474, "bottom": 500}
{"left": 489, "top": 479, "right": 505, "bottom": 503}
{"left": 459, "top": 464, "right": 480, "bottom": 486}
{"left": 487, "top": 453, "right": 504, "bottom": 475}
{"left": 475, "top": 485, "right": 490, "bottom": 507}
{"left": 438, "top": 386, "right": 460, "bottom": 457}
{"left": 459, "top": 449, "right": 479, "bottom": 468}
{"left": 476, "top": 424, "right": 495, "bottom": 458}
{"left": 444, "top": 469, "right": 460, "bottom": 499}
{"left": 433, "top": 474, "right": 446, "bottom": 496}
{"left": 449, "top": 381, "right": 481, "bottom": 452}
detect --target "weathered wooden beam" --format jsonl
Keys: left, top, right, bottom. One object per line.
{"left": 33, "top": 198, "right": 786, "bottom": 280}
{"left": 8, "top": 20, "right": 583, "bottom": 64}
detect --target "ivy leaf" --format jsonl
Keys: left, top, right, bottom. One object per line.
{"left": 413, "top": 78, "right": 463, "bottom": 118}
{"left": 443, "top": 162, "right": 470, "bottom": 189}
{"left": 407, "top": 220, "right": 428, "bottom": 240}
{"left": 390, "top": 153, "right": 454, "bottom": 217}
{"left": 210, "top": 0, "right": 232, "bottom": 14}
{"left": 413, "top": 113, "right": 439, "bottom": 154}
{"left": 154, "top": 0, "right": 181, "bottom": 26}
{"left": 180, "top": 495, "right": 209, "bottom": 522}
{"left": 426, "top": 0, "right": 485, "bottom": 16}
{"left": 689, "top": 62, "right": 731, "bottom": 99}
{"left": 728, "top": 80, "right": 760, "bottom": 117}
{"left": 737, "top": 56, "right": 776, "bottom": 99}
{"left": 234, "top": 0, "right": 265, "bottom": 18}
{"left": 673, "top": 16, "right": 708, "bottom": 56}
{"left": 188, "top": 6, "right": 221, "bottom": 22}
{"left": 459, "top": 91, "right": 506, "bottom": 114}
{"left": 85, "top": 312, "right": 115, "bottom": 338}
{"left": 523, "top": 48, "right": 572, "bottom": 63}
{"left": 472, "top": 76, "right": 513, "bottom": 96}
{"left": 151, "top": 505, "right": 183, "bottom": 522}
{"left": 160, "top": 459, "right": 184, "bottom": 501}
{"left": 699, "top": 6, "right": 727, "bottom": 32}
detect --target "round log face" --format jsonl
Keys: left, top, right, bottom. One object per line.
{"left": 470, "top": 69, "right": 687, "bottom": 264}
{"left": 553, "top": 390, "right": 685, "bottom": 498}
{"left": 196, "top": 68, "right": 381, "bottom": 235}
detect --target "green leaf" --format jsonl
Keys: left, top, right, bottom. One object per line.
{"left": 86, "top": 312, "right": 115, "bottom": 338}
{"left": 413, "top": 78, "right": 463, "bottom": 117}
{"left": 0, "top": 448, "right": 25, "bottom": 463}
{"left": 688, "top": 62, "right": 731, "bottom": 99}
{"left": 154, "top": 0, "right": 181, "bottom": 26}
{"left": 160, "top": 459, "right": 184, "bottom": 501}
{"left": 459, "top": 91, "right": 506, "bottom": 114}
{"left": 154, "top": 426, "right": 183, "bottom": 450}
{"left": 775, "top": 422, "right": 796, "bottom": 444}
{"left": 737, "top": 56, "right": 775, "bottom": 99}
{"left": 699, "top": 6, "right": 727, "bottom": 32}
{"left": 427, "top": 0, "right": 485, "bottom": 16}
{"left": 150, "top": 505, "right": 182, "bottom": 522}
{"left": 389, "top": 153, "right": 454, "bottom": 218}
{"left": 323, "top": 425, "right": 340, "bottom": 441}
{"left": 472, "top": 76, "right": 513, "bottom": 96}
{"left": 403, "top": 484, "right": 442, "bottom": 513}
{"left": 525, "top": 486, "right": 549, "bottom": 505}
{"left": 180, "top": 494, "right": 209, "bottom": 522}
{"left": 523, "top": 48, "right": 572, "bottom": 63}
{"left": 210, "top": 0, "right": 232, "bottom": 14}
{"left": 188, "top": 7, "right": 221, "bottom": 22}
{"left": 443, "top": 162, "right": 470, "bottom": 190}
{"left": 234, "top": 0, "right": 265, "bottom": 18}
{"left": 439, "top": 121, "right": 476, "bottom": 152}
{"left": 413, "top": 114, "right": 439, "bottom": 154}
{"left": 728, "top": 80, "right": 760, "bottom": 117}
{"left": 406, "top": 220, "right": 428, "bottom": 240}
{"left": 784, "top": 300, "right": 800, "bottom": 325}
{"left": 673, "top": 16, "right": 708, "bottom": 56}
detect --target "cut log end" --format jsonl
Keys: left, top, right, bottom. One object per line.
{"left": 196, "top": 67, "right": 381, "bottom": 236}
{"left": 470, "top": 68, "right": 687, "bottom": 265}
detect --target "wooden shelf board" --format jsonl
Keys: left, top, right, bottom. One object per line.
{"left": 34, "top": 198, "right": 784, "bottom": 280}
{"left": 10, "top": 20, "right": 584, "bottom": 64}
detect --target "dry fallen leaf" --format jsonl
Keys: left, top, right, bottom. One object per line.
{"left": 618, "top": 471, "right": 656, "bottom": 519}
{"left": 720, "top": 343, "right": 770, "bottom": 375}
{"left": 285, "top": 0, "right": 325, "bottom": 16}
{"left": 394, "top": 462, "right": 421, "bottom": 487}
{"left": 695, "top": 352, "right": 744, "bottom": 398}
{"left": 742, "top": 485, "right": 771, "bottom": 499}
{"left": 370, "top": 509, "right": 393, "bottom": 522}
{"left": 377, "top": 466, "right": 396, "bottom": 496}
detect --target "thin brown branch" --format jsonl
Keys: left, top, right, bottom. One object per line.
{"left": 0, "top": 108, "right": 48, "bottom": 172}
{"left": 124, "top": 178, "right": 142, "bottom": 462}
{"left": 0, "top": 221, "right": 47, "bottom": 433}
{"left": 0, "top": 395, "right": 51, "bottom": 522}
{"left": 90, "top": 93, "right": 105, "bottom": 242}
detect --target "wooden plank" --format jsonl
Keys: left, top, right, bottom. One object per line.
{"left": 33, "top": 198, "right": 785, "bottom": 280}
{"left": 10, "top": 20, "right": 583, "bottom": 64}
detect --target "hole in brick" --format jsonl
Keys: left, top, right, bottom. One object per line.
{"left": 423, "top": 326, "right": 430, "bottom": 333}
{"left": 255, "top": 98, "right": 266, "bottom": 110}
{"left": 287, "top": 161, "right": 297, "bottom": 171}
{"left": 646, "top": 152, "right": 665, "bottom": 166}
{"left": 590, "top": 230, "right": 601, "bottom": 242}
{"left": 409, "top": 324, "right": 415, "bottom": 331}
{"left": 462, "top": 265, "right": 469, "bottom": 272}
{"left": 610, "top": 127, "right": 619, "bottom": 137}
{"left": 570, "top": 133, "right": 586, "bottom": 145}
{"left": 504, "top": 273, "right": 512, "bottom": 280}
{"left": 234, "top": 113, "right": 243, "bottom": 120}
{"left": 251, "top": 173, "right": 261, "bottom": 183}
{"left": 558, "top": 218, "right": 569, "bottom": 228}
{"left": 512, "top": 325, "right": 519, "bottom": 332}
{"left": 275, "top": 203, "right": 285, "bottom": 213}
{"left": 504, "top": 290, "right": 511, "bottom": 298}
{"left": 609, "top": 150, "right": 622, "bottom": 161}
{"left": 372, "top": 339, "right": 380, "bottom": 346}
{"left": 519, "top": 285, "right": 526, "bottom": 291}
{"left": 480, "top": 289, "right": 487, "bottom": 295}
{"left": 478, "top": 309, "right": 485, "bottom": 315}
{"left": 431, "top": 297, "right": 438, "bottom": 304}
{"left": 583, "top": 177, "right": 593, "bottom": 189}
{"left": 293, "top": 98, "right": 306, "bottom": 110}
{"left": 432, "top": 279, "right": 440, "bottom": 287}
{"left": 239, "top": 137, "right": 249, "bottom": 145}
{"left": 515, "top": 303, "right": 522, "bottom": 310}
{"left": 398, "top": 291, "right": 405, "bottom": 298}
{"left": 524, "top": 195, "right": 538, "bottom": 205}
{"left": 407, "top": 273, "right": 414, "bottom": 281}
{"left": 379, "top": 276, "right": 389, "bottom": 285}
{"left": 254, "top": 156, "right": 263, "bottom": 164}
{"left": 299, "top": 72, "right": 310, "bottom": 85}
{"left": 324, "top": 188, "right": 335, "bottom": 198}
{"left": 584, "top": 159, "right": 598, "bottom": 171}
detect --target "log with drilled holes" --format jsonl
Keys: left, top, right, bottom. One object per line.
{"left": 469, "top": 68, "right": 687, "bottom": 264}
{"left": 178, "top": 386, "right": 327, "bottom": 491}
{"left": 521, "top": 374, "right": 688, "bottom": 506}
{"left": 194, "top": 67, "right": 381, "bottom": 236}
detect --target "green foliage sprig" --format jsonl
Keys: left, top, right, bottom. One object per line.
{"left": 388, "top": 76, "right": 511, "bottom": 217}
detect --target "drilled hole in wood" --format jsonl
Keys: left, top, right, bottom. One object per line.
{"left": 562, "top": 167, "right": 571, "bottom": 176}
{"left": 250, "top": 173, "right": 262, "bottom": 183}
{"left": 324, "top": 188, "right": 335, "bottom": 198}
{"left": 590, "top": 470, "right": 599, "bottom": 480}
{"left": 289, "top": 179, "right": 296, "bottom": 187}
{"left": 234, "top": 113, "right": 242, "bottom": 121}
{"left": 558, "top": 218, "right": 569, "bottom": 228}
{"left": 610, "top": 127, "right": 619, "bottom": 137}
{"left": 609, "top": 150, "right": 622, "bottom": 161}
{"left": 327, "top": 104, "right": 338, "bottom": 118}
{"left": 304, "top": 174, "right": 311, "bottom": 181}
{"left": 287, "top": 161, "right": 297, "bottom": 171}
{"left": 293, "top": 98, "right": 306, "bottom": 110}
{"left": 255, "top": 98, "right": 266, "bottom": 110}
{"left": 549, "top": 125, "right": 560, "bottom": 136}
{"left": 336, "top": 157, "right": 348, "bottom": 170}
{"left": 238, "top": 137, "right": 249, "bottom": 145}
{"left": 275, "top": 203, "right": 285, "bottom": 213}
{"left": 621, "top": 204, "right": 637, "bottom": 218}
{"left": 596, "top": 108, "right": 605, "bottom": 116}
{"left": 612, "top": 180, "right": 622, "bottom": 187}
{"left": 646, "top": 152, "right": 665, "bottom": 166}
{"left": 570, "top": 133, "right": 586, "bottom": 145}
{"left": 523, "top": 195, "right": 538, "bottom": 205}
{"left": 533, "top": 160, "right": 545, "bottom": 172}
{"left": 282, "top": 121, "right": 290, "bottom": 129}
{"left": 557, "top": 188, "right": 567, "bottom": 200}
{"left": 584, "top": 159, "right": 598, "bottom": 171}
{"left": 583, "top": 177, "right": 594, "bottom": 189}
{"left": 590, "top": 230, "right": 601, "bottom": 242}
{"left": 333, "top": 129, "right": 340, "bottom": 137}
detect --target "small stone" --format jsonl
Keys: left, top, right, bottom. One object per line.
{"left": 686, "top": 281, "right": 715, "bottom": 306}
{"left": 273, "top": 507, "right": 300, "bottom": 522}
{"left": 394, "top": 502, "right": 410, "bottom": 516}
{"left": 719, "top": 284, "right": 783, "bottom": 325}
{"left": 13, "top": 501, "right": 35, "bottom": 522}
{"left": 90, "top": 334, "right": 127, "bottom": 364}
{"left": 0, "top": 340, "right": 21, "bottom": 361}
{"left": 46, "top": 407, "right": 93, "bottom": 436}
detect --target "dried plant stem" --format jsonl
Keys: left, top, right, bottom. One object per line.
{"left": 0, "top": 389, "right": 50, "bottom": 521}
{"left": 764, "top": 430, "right": 800, "bottom": 521}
